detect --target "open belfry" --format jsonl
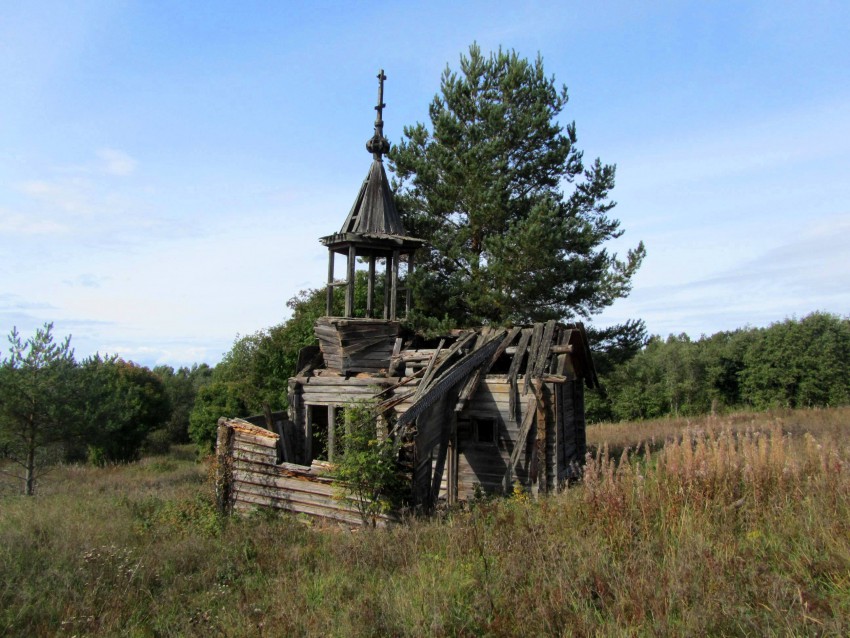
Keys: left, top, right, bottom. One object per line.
{"left": 216, "top": 71, "right": 599, "bottom": 525}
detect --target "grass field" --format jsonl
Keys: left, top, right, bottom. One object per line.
{"left": 2, "top": 407, "right": 849, "bottom": 636}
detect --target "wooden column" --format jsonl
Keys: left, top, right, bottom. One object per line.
{"left": 366, "top": 255, "right": 376, "bottom": 318}
{"left": 345, "top": 245, "right": 356, "bottom": 318}
{"left": 383, "top": 253, "right": 393, "bottom": 320}
{"left": 390, "top": 249, "right": 400, "bottom": 321}
{"left": 215, "top": 419, "right": 234, "bottom": 515}
{"left": 327, "top": 405, "right": 337, "bottom": 462}
{"left": 305, "top": 405, "right": 313, "bottom": 463}
{"left": 405, "top": 252, "right": 414, "bottom": 318}
{"left": 534, "top": 380, "right": 548, "bottom": 495}
{"left": 447, "top": 425, "right": 458, "bottom": 505}
{"left": 326, "top": 251, "right": 335, "bottom": 316}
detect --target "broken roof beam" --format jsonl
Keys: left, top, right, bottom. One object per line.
{"left": 454, "top": 327, "right": 517, "bottom": 412}
{"left": 392, "top": 335, "right": 503, "bottom": 435}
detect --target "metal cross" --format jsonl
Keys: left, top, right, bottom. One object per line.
{"left": 366, "top": 69, "right": 390, "bottom": 159}
{"left": 375, "top": 69, "right": 386, "bottom": 126}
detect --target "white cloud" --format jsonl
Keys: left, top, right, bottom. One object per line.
{"left": 0, "top": 210, "right": 68, "bottom": 235}
{"left": 62, "top": 273, "right": 107, "bottom": 289}
{"left": 96, "top": 148, "right": 137, "bottom": 176}
{"left": 17, "top": 178, "right": 95, "bottom": 216}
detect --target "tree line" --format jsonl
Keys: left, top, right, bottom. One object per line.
{"left": 0, "top": 323, "right": 211, "bottom": 494}
{"left": 588, "top": 311, "right": 850, "bottom": 422}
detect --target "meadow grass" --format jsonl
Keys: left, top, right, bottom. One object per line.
{"left": 1, "top": 409, "right": 849, "bottom": 636}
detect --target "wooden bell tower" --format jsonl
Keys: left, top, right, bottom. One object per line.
{"left": 315, "top": 70, "right": 424, "bottom": 374}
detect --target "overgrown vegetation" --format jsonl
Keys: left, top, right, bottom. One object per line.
{"left": 333, "top": 401, "right": 406, "bottom": 527}
{"left": 2, "top": 408, "right": 848, "bottom": 636}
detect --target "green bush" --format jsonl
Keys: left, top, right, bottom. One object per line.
{"left": 333, "top": 401, "right": 406, "bottom": 526}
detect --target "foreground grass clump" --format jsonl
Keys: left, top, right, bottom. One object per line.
{"left": 1, "top": 412, "right": 849, "bottom": 636}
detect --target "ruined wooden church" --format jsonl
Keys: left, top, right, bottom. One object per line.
{"left": 216, "top": 71, "right": 598, "bottom": 524}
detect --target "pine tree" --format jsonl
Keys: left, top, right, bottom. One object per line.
{"left": 390, "top": 44, "right": 645, "bottom": 326}
{"left": 0, "top": 323, "right": 78, "bottom": 495}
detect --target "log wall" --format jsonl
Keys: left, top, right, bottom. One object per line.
{"left": 216, "top": 418, "right": 394, "bottom": 527}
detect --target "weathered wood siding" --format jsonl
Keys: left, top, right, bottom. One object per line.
{"left": 216, "top": 418, "right": 394, "bottom": 527}
{"left": 314, "top": 317, "right": 399, "bottom": 374}
{"left": 459, "top": 377, "right": 539, "bottom": 499}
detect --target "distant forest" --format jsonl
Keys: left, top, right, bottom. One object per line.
{"left": 588, "top": 311, "right": 850, "bottom": 423}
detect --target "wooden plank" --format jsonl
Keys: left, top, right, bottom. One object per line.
{"left": 326, "top": 250, "right": 335, "bottom": 316}
{"left": 276, "top": 419, "right": 294, "bottom": 464}
{"left": 429, "top": 401, "right": 455, "bottom": 506}
{"left": 345, "top": 245, "right": 356, "bottom": 317}
{"left": 297, "top": 375, "right": 400, "bottom": 386}
{"left": 367, "top": 255, "right": 376, "bottom": 318}
{"left": 327, "top": 405, "right": 336, "bottom": 462}
{"left": 531, "top": 320, "right": 557, "bottom": 380}
{"left": 507, "top": 329, "right": 532, "bottom": 420}
{"left": 523, "top": 323, "right": 544, "bottom": 396}
{"left": 231, "top": 489, "right": 365, "bottom": 526}
{"left": 507, "top": 327, "right": 533, "bottom": 381}
{"left": 390, "top": 249, "right": 400, "bottom": 320}
{"left": 231, "top": 439, "right": 280, "bottom": 458}
{"left": 503, "top": 393, "right": 537, "bottom": 490}
{"left": 532, "top": 379, "right": 548, "bottom": 494}
{"left": 231, "top": 459, "right": 333, "bottom": 482}
{"left": 232, "top": 447, "right": 279, "bottom": 466}
{"left": 231, "top": 430, "right": 278, "bottom": 447}
{"left": 413, "top": 338, "right": 444, "bottom": 400}
{"left": 455, "top": 328, "right": 509, "bottom": 411}
{"left": 232, "top": 470, "right": 339, "bottom": 496}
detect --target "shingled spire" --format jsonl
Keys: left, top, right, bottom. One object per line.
{"left": 320, "top": 70, "right": 424, "bottom": 320}
{"left": 339, "top": 70, "right": 406, "bottom": 237}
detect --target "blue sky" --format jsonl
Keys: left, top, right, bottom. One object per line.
{"left": 2, "top": 1, "right": 849, "bottom": 367}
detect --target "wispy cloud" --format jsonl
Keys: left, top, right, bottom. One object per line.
{"left": 599, "top": 214, "right": 850, "bottom": 337}
{"left": 0, "top": 294, "right": 57, "bottom": 312}
{"left": 62, "top": 273, "right": 107, "bottom": 289}
{"left": 17, "top": 178, "right": 95, "bottom": 216}
{"left": 96, "top": 148, "right": 137, "bottom": 176}
{"left": 0, "top": 210, "right": 68, "bottom": 235}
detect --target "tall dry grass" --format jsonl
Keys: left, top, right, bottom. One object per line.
{"left": 1, "top": 411, "right": 849, "bottom": 636}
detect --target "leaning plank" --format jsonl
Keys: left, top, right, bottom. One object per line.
{"left": 503, "top": 393, "right": 537, "bottom": 490}
{"left": 454, "top": 328, "right": 510, "bottom": 411}
{"left": 394, "top": 336, "right": 503, "bottom": 432}
{"left": 414, "top": 338, "right": 445, "bottom": 400}
{"left": 507, "top": 329, "right": 532, "bottom": 419}
{"left": 523, "top": 323, "right": 545, "bottom": 395}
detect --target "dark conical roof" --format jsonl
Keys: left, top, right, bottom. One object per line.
{"left": 319, "top": 69, "right": 424, "bottom": 254}
{"left": 339, "top": 159, "right": 406, "bottom": 236}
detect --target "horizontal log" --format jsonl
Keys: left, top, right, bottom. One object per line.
{"left": 296, "top": 375, "right": 400, "bottom": 386}
{"left": 232, "top": 448, "right": 279, "bottom": 466}
{"left": 233, "top": 469, "right": 339, "bottom": 497}
{"left": 303, "top": 381, "right": 386, "bottom": 391}
{"left": 232, "top": 439, "right": 280, "bottom": 457}
{"left": 232, "top": 490, "right": 365, "bottom": 526}
{"left": 232, "top": 427, "right": 278, "bottom": 445}
{"left": 231, "top": 460, "right": 336, "bottom": 485}
{"left": 233, "top": 477, "right": 346, "bottom": 507}
{"left": 231, "top": 426, "right": 279, "bottom": 442}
